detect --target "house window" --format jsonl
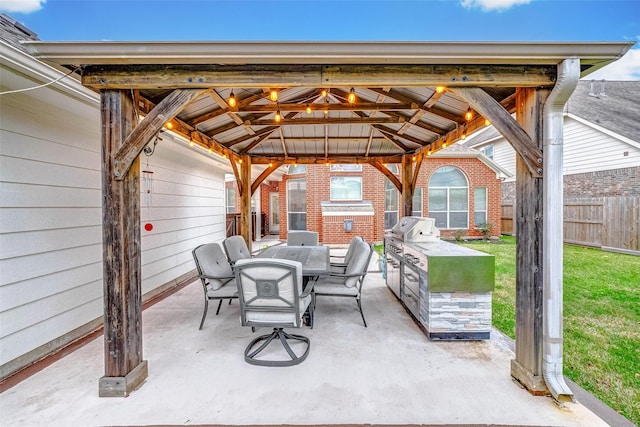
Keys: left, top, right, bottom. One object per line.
{"left": 287, "top": 178, "right": 306, "bottom": 230}
{"left": 330, "top": 164, "right": 362, "bottom": 172}
{"left": 225, "top": 184, "right": 236, "bottom": 214}
{"left": 479, "top": 144, "right": 494, "bottom": 160}
{"left": 412, "top": 187, "right": 423, "bottom": 217}
{"left": 386, "top": 164, "right": 399, "bottom": 174}
{"left": 428, "top": 166, "right": 469, "bottom": 229}
{"left": 474, "top": 187, "right": 488, "bottom": 225}
{"left": 287, "top": 165, "right": 307, "bottom": 174}
{"left": 384, "top": 179, "right": 399, "bottom": 229}
{"left": 330, "top": 176, "right": 362, "bottom": 201}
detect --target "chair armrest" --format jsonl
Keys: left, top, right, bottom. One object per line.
{"left": 300, "top": 277, "right": 316, "bottom": 298}
{"left": 328, "top": 271, "right": 365, "bottom": 279}
{"left": 200, "top": 274, "right": 234, "bottom": 282}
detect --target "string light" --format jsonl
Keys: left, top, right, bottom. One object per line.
{"left": 442, "top": 142, "right": 447, "bottom": 148}
{"left": 485, "top": 119, "right": 491, "bottom": 126}
{"left": 165, "top": 122, "right": 173, "bottom": 129}
{"left": 208, "top": 147, "right": 213, "bottom": 154}
{"left": 427, "top": 149, "right": 432, "bottom": 156}
{"left": 465, "top": 108, "right": 474, "bottom": 121}
{"left": 347, "top": 88, "right": 356, "bottom": 104}
{"left": 321, "top": 89, "right": 328, "bottom": 98}
{"left": 306, "top": 104, "right": 312, "bottom": 114}
{"left": 274, "top": 109, "right": 282, "bottom": 123}
{"left": 269, "top": 89, "right": 278, "bottom": 102}
{"left": 435, "top": 86, "right": 446, "bottom": 94}
{"left": 461, "top": 133, "right": 467, "bottom": 140}
{"left": 228, "top": 90, "right": 237, "bottom": 108}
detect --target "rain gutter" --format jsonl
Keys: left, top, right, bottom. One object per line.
{"left": 542, "top": 57, "right": 580, "bottom": 403}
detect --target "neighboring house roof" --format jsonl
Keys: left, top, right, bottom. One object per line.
{"left": 0, "top": 14, "right": 39, "bottom": 53}
{"left": 566, "top": 80, "right": 640, "bottom": 143}
{"left": 431, "top": 143, "right": 512, "bottom": 179}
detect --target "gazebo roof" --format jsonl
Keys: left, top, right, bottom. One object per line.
{"left": 24, "top": 41, "right": 633, "bottom": 170}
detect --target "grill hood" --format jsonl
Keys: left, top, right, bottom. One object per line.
{"left": 390, "top": 216, "right": 440, "bottom": 243}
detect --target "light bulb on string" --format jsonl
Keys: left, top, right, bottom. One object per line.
{"left": 228, "top": 90, "right": 237, "bottom": 108}
{"left": 347, "top": 88, "right": 356, "bottom": 104}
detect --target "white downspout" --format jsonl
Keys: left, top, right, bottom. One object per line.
{"left": 542, "top": 58, "right": 580, "bottom": 402}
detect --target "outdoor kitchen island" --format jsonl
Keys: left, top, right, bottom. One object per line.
{"left": 385, "top": 217, "right": 495, "bottom": 340}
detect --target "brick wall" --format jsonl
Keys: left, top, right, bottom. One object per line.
{"left": 501, "top": 166, "right": 640, "bottom": 203}
{"left": 564, "top": 166, "right": 640, "bottom": 197}
{"left": 418, "top": 158, "right": 502, "bottom": 238}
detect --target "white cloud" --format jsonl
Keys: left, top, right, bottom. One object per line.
{"left": 0, "top": 0, "right": 45, "bottom": 14}
{"left": 460, "top": 0, "right": 531, "bottom": 11}
{"left": 585, "top": 47, "right": 640, "bottom": 81}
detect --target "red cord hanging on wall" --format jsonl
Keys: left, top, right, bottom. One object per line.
{"left": 142, "top": 169, "right": 154, "bottom": 232}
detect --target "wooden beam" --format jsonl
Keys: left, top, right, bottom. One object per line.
{"left": 411, "top": 152, "right": 424, "bottom": 194}
{"left": 251, "top": 161, "right": 284, "bottom": 195}
{"left": 99, "top": 90, "right": 147, "bottom": 397}
{"left": 236, "top": 102, "right": 416, "bottom": 112}
{"left": 417, "top": 92, "right": 516, "bottom": 157}
{"left": 401, "top": 155, "right": 413, "bottom": 216}
{"left": 82, "top": 64, "right": 556, "bottom": 89}
{"left": 247, "top": 117, "right": 405, "bottom": 126}
{"left": 113, "top": 89, "right": 205, "bottom": 180}
{"left": 249, "top": 155, "right": 404, "bottom": 165}
{"left": 239, "top": 155, "right": 252, "bottom": 249}
{"left": 452, "top": 87, "right": 543, "bottom": 178}
{"left": 370, "top": 160, "right": 402, "bottom": 192}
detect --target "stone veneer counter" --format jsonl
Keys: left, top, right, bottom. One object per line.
{"left": 404, "top": 240, "right": 495, "bottom": 340}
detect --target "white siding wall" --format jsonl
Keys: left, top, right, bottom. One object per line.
{"left": 0, "top": 45, "right": 228, "bottom": 371}
{"left": 469, "top": 116, "right": 639, "bottom": 180}
{"left": 563, "top": 116, "right": 640, "bottom": 175}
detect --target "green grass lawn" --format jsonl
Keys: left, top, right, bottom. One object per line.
{"left": 459, "top": 236, "right": 640, "bottom": 425}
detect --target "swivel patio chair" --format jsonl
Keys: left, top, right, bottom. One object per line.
{"left": 313, "top": 239, "right": 373, "bottom": 327}
{"left": 192, "top": 243, "right": 238, "bottom": 330}
{"left": 234, "top": 258, "right": 315, "bottom": 366}
{"left": 223, "top": 235, "right": 252, "bottom": 266}
{"left": 286, "top": 230, "right": 319, "bottom": 246}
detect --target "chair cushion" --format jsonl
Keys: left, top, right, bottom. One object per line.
{"left": 206, "top": 280, "right": 238, "bottom": 298}
{"left": 344, "top": 240, "right": 371, "bottom": 287}
{"left": 245, "top": 295, "right": 312, "bottom": 325}
{"left": 314, "top": 277, "right": 359, "bottom": 296}
{"left": 193, "top": 243, "right": 234, "bottom": 290}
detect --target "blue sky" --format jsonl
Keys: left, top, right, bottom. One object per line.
{"left": 2, "top": 0, "right": 640, "bottom": 79}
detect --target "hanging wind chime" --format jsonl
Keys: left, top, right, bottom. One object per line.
{"left": 142, "top": 134, "right": 159, "bottom": 232}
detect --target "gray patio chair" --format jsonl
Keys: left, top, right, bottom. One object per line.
{"left": 192, "top": 243, "right": 238, "bottom": 330}
{"left": 313, "top": 239, "right": 373, "bottom": 327}
{"left": 286, "top": 230, "right": 319, "bottom": 246}
{"left": 234, "top": 258, "right": 314, "bottom": 366}
{"left": 223, "top": 235, "right": 252, "bottom": 265}
{"left": 330, "top": 236, "right": 364, "bottom": 274}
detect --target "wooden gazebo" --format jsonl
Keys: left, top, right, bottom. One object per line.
{"left": 26, "top": 40, "right": 633, "bottom": 399}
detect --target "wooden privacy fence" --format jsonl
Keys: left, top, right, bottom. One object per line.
{"left": 501, "top": 196, "right": 639, "bottom": 255}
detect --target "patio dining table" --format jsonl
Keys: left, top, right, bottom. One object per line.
{"left": 255, "top": 245, "right": 330, "bottom": 278}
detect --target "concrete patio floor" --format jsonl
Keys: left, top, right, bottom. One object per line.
{"left": 0, "top": 242, "right": 615, "bottom": 426}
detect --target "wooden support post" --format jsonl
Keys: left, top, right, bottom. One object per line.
{"left": 239, "top": 154, "right": 252, "bottom": 249}
{"left": 99, "top": 90, "right": 147, "bottom": 397}
{"left": 510, "top": 87, "right": 550, "bottom": 395}
{"left": 401, "top": 154, "right": 413, "bottom": 217}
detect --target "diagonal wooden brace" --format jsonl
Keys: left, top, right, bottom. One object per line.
{"left": 113, "top": 89, "right": 205, "bottom": 180}
{"left": 453, "top": 87, "right": 543, "bottom": 178}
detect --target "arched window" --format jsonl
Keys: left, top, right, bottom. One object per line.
{"left": 428, "top": 166, "right": 468, "bottom": 229}
{"left": 287, "top": 165, "right": 307, "bottom": 174}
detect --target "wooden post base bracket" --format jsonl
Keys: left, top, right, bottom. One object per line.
{"left": 98, "top": 360, "right": 148, "bottom": 397}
